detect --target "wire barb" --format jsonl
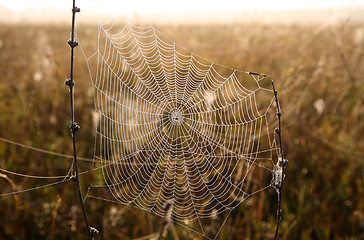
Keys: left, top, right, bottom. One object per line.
{"left": 247, "top": 71, "right": 268, "bottom": 77}
{"left": 67, "top": 38, "right": 79, "bottom": 48}
{"left": 73, "top": 6, "right": 81, "bottom": 13}
{"left": 70, "top": 122, "right": 80, "bottom": 132}
{"left": 90, "top": 227, "right": 99, "bottom": 238}
{"left": 65, "top": 78, "right": 74, "bottom": 87}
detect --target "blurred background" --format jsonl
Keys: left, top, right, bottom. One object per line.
{"left": 0, "top": 0, "right": 363, "bottom": 239}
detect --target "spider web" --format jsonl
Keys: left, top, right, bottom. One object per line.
{"left": 84, "top": 19, "right": 281, "bottom": 239}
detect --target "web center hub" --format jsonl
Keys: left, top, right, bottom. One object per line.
{"left": 170, "top": 109, "right": 184, "bottom": 126}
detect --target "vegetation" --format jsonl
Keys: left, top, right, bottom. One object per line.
{"left": 0, "top": 21, "right": 363, "bottom": 239}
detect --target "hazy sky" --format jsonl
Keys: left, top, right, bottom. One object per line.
{"left": 1, "top": 0, "right": 364, "bottom": 14}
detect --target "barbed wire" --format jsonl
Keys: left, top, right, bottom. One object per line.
{"left": 65, "top": 0, "right": 97, "bottom": 239}
{"left": 272, "top": 80, "right": 288, "bottom": 240}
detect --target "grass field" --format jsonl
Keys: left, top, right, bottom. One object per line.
{"left": 0, "top": 20, "right": 363, "bottom": 239}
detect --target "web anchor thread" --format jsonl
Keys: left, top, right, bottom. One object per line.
{"left": 271, "top": 80, "right": 288, "bottom": 240}
{"left": 66, "top": 1, "right": 98, "bottom": 239}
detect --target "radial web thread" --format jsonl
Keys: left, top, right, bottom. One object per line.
{"left": 85, "top": 20, "right": 281, "bottom": 239}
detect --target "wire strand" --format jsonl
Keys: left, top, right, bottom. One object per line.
{"left": 0, "top": 179, "right": 70, "bottom": 197}
{"left": 0, "top": 136, "right": 94, "bottom": 162}
{"left": 0, "top": 168, "right": 67, "bottom": 179}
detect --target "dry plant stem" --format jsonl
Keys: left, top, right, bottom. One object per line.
{"left": 272, "top": 80, "right": 286, "bottom": 240}
{"left": 158, "top": 219, "right": 168, "bottom": 240}
{"left": 66, "top": 1, "right": 93, "bottom": 239}
{"left": 170, "top": 223, "right": 179, "bottom": 240}
{"left": 50, "top": 195, "right": 62, "bottom": 240}
{"left": 0, "top": 173, "right": 20, "bottom": 206}
{"left": 330, "top": 26, "right": 356, "bottom": 85}
{"left": 0, "top": 173, "right": 24, "bottom": 239}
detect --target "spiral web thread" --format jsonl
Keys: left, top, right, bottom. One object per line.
{"left": 85, "top": 20, "right": 281, "bottom": 238}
